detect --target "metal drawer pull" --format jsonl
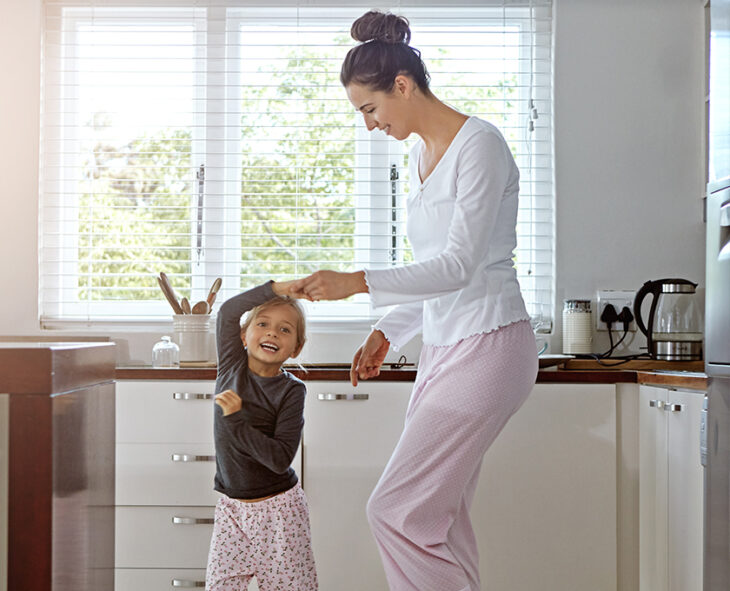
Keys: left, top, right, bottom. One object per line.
{"left": 172, "top": 516, "right": 214, "bottom": 525}
{"left": 171, "top": 580, "right": 205, "bottom": 588}
{"left": 663, "top": 403, "right": 684, "bottom": 412}
{"left": 649, "top": 399, "right": 664, "bottom": 409}
{"left": 318, "top": 393, "right": 369, "bottom": 401}
{"left": 171, "top": 454, "right": 216, "bottom": 462}
{"left": 173, "top": 392, "right": 214, "bottom": 400}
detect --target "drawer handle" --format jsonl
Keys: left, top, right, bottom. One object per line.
{"left": 649, "top": 399, "right": 664, "bottom": 409}
{"left": 318, "top": 393, "right": 369, "bottom": 401}
{"left": 663, "top": 403, "right": 684, "bottom": 412}
{"left": 171, "top": 454, "right": 216, "bottom": 462}
{"left": 172, "top": 516, "right": 215, "bottom": 525}
{"left": 173, "top": 392, "right": 214, "bottom": 400}
{"left": 171, "top": 580, "right": 205, "bottom": 588}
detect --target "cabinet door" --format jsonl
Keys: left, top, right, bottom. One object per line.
{"left": 666, "top": 389, "right": 704, "bottom": 591}
{"left": 115, "top": 506, "right": 214, "bottom": 568}
{"left": 639, "top": 385, "right": 704, "bottom": 591}
{"left": 474, "top": 384, "right": 617, "bottom": 591}
{"left": 115, "top": 569, "right": 206, "bottom": 591}
{"left": 302, "top": 381, "right": 412, "bottom": 591}
{"left": 116, "top": 380, "right": 216, "bottom": 443}
{"left": 640, "top": 385, "right": 669, "bottom": 591}
{"left": 116, "top": 442, "right": 220, "bottom": 506}
{"left": 304, "top": 382, "right": 617, "bottom": 591}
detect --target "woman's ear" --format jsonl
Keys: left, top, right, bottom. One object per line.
{"left": 393, "top": 74, "right": 413, "bottom": 98}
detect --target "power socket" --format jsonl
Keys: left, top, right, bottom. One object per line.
{"left": 596, "top": 290, "right": 637, "bottom": 331}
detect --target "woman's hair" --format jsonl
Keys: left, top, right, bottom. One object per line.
{"left": 340, "top": 10, "right": 430, "bottom": 94}
{"left": 240, "top": 296, "right": 307, "bottom": 352}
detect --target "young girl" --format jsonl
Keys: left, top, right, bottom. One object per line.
{"left": 205, "top": 280, "right": 317, "bottom": 591}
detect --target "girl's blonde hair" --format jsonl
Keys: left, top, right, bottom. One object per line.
{"left": 240, "top": 296, "right": 307, "bottom": 351}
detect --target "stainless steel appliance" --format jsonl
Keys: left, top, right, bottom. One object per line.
{"left": 704, "top": 183, "right": 730, "bottom": 591}
{"left": 633, "top": 278, "right": 703, "bottom": 360}
{"left": 704, "top": 0, "right": 730, "bottom": 589}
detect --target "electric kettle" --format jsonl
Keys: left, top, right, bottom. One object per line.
{"left": 633, "top": 278, "right": 703, "bottom": 361}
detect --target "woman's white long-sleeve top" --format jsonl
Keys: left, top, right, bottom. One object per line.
{"left": 365, "top": 116, "right": 530, "bottom": 350}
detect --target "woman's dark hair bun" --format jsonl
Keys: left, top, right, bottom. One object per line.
{"left": 351, "top": 10, "right": 411, "bottom": 45}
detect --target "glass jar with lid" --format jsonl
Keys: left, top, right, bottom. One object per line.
{"left": 152, "top": 335, "right": 180, "bottom": 368}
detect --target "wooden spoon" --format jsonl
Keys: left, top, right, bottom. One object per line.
{"left": 206, "top": 277, "right": 222, "bottom": 308}
{"left": 192, "top": 300, "right": 210, "bottom": 315}
{"left": 157, "top": 275, "right": 184, "bottom": 315}
{"left": 180, "top": 297, "right": 192, "bottom": 314}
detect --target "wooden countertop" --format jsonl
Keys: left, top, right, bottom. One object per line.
{"left": 116, "top": 365, "right": 638, "bottom": 384}
{"left": 0, "top": 341, "right": 117, "bottom": 394}
{"left": 635, "top": 371, "right": 708, "bottom": 390}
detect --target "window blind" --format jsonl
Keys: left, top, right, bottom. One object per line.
{"left": 40, "top": 0, "right": 553, "bottom": 327}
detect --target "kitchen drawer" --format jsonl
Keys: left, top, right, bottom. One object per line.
{"left": 116, "top": 443, "right": 303, "bottom": 505}
{"left": 116, "top": 443, "right": 220, "bottom": 506}
{"left": 115, "top": 506, "right": 214, "bottom": 568}
{"left": 115, "top": 569, "right": 260, "bottom": 591}
{"left": 117, "top": 380, "right": 216, "bottom": 443}
{"left": 115, "top": 569, "right": 206, "bottom": 590}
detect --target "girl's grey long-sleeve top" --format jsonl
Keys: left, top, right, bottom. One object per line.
{"left": 213, "top": 281, "right": 305, "bottom": 499}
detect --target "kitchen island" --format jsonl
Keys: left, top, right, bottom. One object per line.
{"left": 0, "top": 342, "right": 116, "bottom": 591}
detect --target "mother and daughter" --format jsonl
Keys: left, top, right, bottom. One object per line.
{"left": 204, "top": 9, "right": 538, "bottom": 591}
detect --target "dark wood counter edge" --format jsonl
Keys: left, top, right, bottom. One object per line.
{"left": 0, "top": 342, "right": 116, "bottom": 394}
{"left": 116, "top": 367, "right": 638, "bottom": 384}
{"left": 636, "top": 371, "right": 708, "bottom": 391}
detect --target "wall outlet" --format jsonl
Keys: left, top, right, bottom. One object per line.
{"left": 596, "top": 290, "right": 637, "bottom": 331}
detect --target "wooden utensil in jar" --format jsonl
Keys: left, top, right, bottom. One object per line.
{"left": 157, "top": 275, "right": 184, "bottom": 315}
{"left": 206, "top": 277, "right": 222, "bottom": 307}
{"left": 192, "top": 300, "right": 211, "bottom": 314}
{"left": 180, "top": 297, "right": 192, "bottom": 314}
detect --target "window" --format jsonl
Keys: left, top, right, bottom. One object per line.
{"left": 40, "top": 1, "right": 553, "bottom": 328}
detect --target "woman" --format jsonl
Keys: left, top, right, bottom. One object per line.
{"left": 289, "top": 10, "right": 538, "bottom": 591}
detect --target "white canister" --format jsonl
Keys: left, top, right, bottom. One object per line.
{"left": 562, "top": 299, "right": 593, "bottom": 354}
{"left": 172, "top": 314, "right": 212, "bottom": 362}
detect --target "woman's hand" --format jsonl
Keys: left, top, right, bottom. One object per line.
{"left": 350, "top": 329, "right": 390, "bottom": 386}
{"left": 215, "top": 389, "right": 242, "bottom": 416}
{"left": 289, "top": 270, "right": 368, "bottom": 302}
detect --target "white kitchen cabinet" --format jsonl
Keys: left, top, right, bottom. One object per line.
{"left": 639, "top": 385, "right": 704, "bottom": 591}
{"left": 116, "top": 380, "right": 295, "bottom": 591}
{"left": 115, "top": 380, "right": 218, "bottom": 591}
{"left": 474, "top": 383, "right": 617, "bottom": 591}
{"left": 302, "top": 380, "right": 413, "bottom": 591}
{"left": 303, "top": 381, "right": 618, "bottom": 591}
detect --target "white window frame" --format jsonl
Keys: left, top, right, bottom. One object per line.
{"left": 40, "top": 1, "right": 554, "bottom": 330}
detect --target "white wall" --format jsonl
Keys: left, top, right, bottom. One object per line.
{"left": 554, "top": 0, "right": 706, "bottom": 354}
{"left": 0, "top": 0, "right": 706, "bottom": 363}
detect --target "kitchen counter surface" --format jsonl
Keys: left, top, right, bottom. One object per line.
{"left": 0, "top": 341, "right": 117, "bottom": 394}
{"left": 635, "top": 370, "right": 708, "bottom": 390}
{"left": 116, "top": 365, "right": 639, "bottom": 384}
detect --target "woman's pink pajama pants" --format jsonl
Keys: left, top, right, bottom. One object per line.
{"left": 367, "top": 320, "right": 538, "bottom": 591}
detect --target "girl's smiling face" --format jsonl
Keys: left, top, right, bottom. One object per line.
{"left": 346, "top": 76, "right": 414, "bottom": 141}
{"left": 242, "top": 304, "right": 303, "bottom": 376}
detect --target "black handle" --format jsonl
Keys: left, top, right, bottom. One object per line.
{"left": 633, "top": 280, "right": 657, "bottom": 338}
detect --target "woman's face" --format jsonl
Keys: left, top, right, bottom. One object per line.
{"left": 346, "top": 77, "right": 413, "bottom": 141}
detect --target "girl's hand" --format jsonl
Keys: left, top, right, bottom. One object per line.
{"left": 289, "top": 270, "right": 368, "bottom": 302}
{"left": 215, "top": 389, "right": 242, "bottom": 416}
{"left": 272, "top": 280, "right": 306, "bottom": 298}
{"left": 350, "top": 329, "right": 390, "bottom": 386}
